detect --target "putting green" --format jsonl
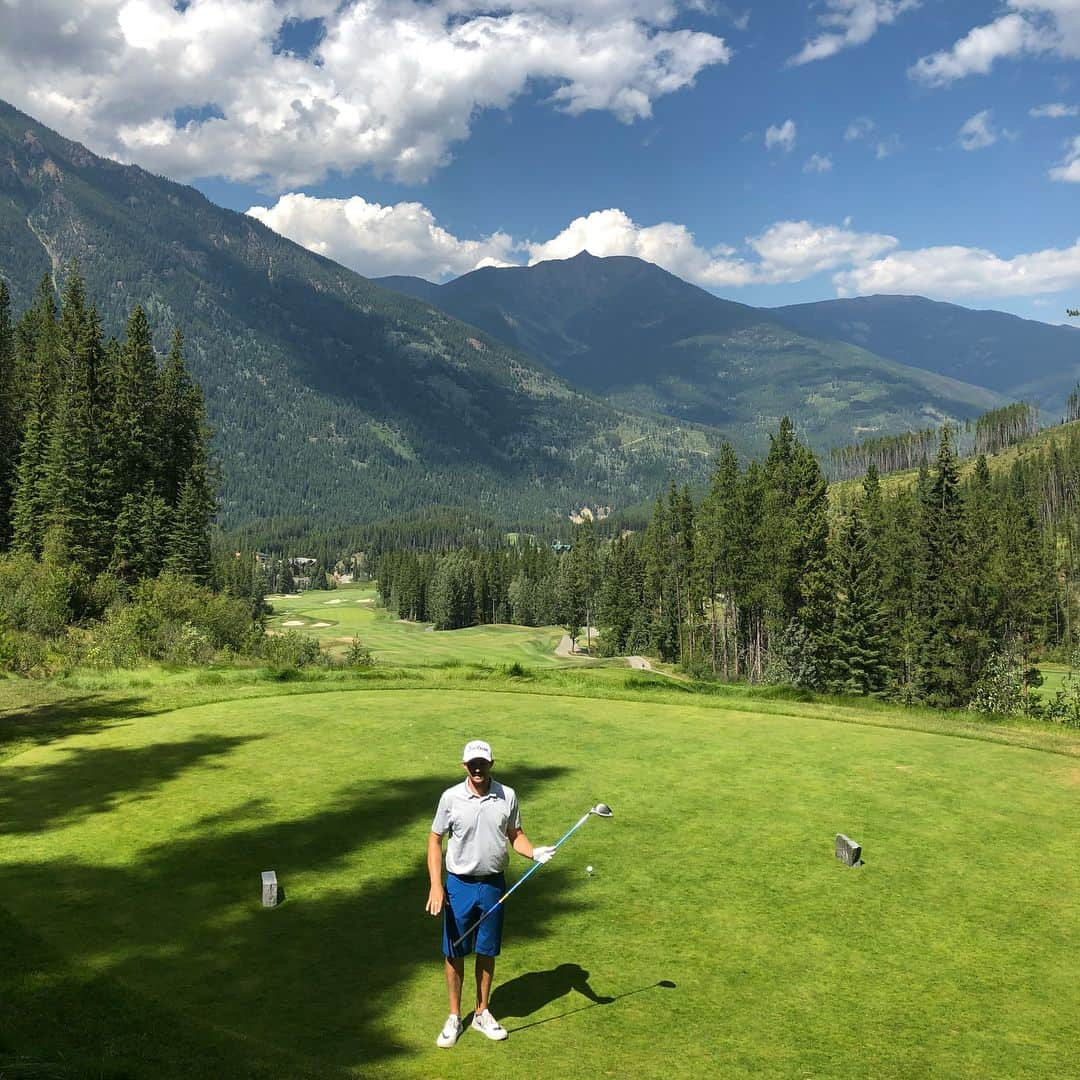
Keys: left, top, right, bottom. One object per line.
{"left": 1, "top": 688, "right": 1078, "bottom": 1077}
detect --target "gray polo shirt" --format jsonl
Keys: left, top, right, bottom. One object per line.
{"left": 431, "top": 779, "right": 521, "bottom": 876}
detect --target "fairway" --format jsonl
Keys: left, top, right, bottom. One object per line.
{"left": 267, "top": 585, "right": 569, "bottom": 667}
{"left": 2, "top": 684, "right": 1078, "bottom": 1078}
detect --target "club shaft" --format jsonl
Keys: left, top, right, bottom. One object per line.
{"left": 449, "top": 810, "right": 592, "bottom": 948}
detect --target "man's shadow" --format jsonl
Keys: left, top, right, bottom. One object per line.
{"left": 491, "top": 963, "right": 675, "bottom": 1032}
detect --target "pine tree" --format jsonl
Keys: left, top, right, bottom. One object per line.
{"left": 914, "top": 430, "right": 969, "bottom": 705}
{"left": 156, "top": 330, "right": 202, "bottom": 504}
{"left": 828, "top": 508, "right": 891, "bottom": 695}
{"left": 699, "top": 442, "right": 743, "bottom": 669}
{"left": 0, "top": 280, "right": 15, "bottom": 546}
{"left": 112, "top": 306, "right": 161, "bottom": 500}
{"left": 164, "top": 457, "right": 215, "bottom": 583}
{"left": 11, "top": 280, "right": 60, "bottom": 556}
{"left": 42, "top": 272, "right": 107, "bottom": 572}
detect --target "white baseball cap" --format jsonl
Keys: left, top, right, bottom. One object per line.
{"left": 462, "top": 739, "right": 493, "bottom": 763}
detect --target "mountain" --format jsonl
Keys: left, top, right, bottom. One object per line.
{"left": 0, "top": 99, "right": 720, "bottom": 527}
{"left": 375, "top": 255, "right": 1006, "bottom": 448}
{"left": 770, "top": 295, "right": 1080, "bottom": 416}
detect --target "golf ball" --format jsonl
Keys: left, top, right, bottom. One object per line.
{"left": 586, "top": 865, "right": 594, "bottom": 874}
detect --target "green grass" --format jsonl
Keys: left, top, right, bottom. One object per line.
{"left": 1, "top": 658, "right": 1079, "bottom": 1078}
{"left": 267, "top": 583, "right": 571, "bottom": 668}
{"left": 1038, "top": 663, "right": 1073, "bottom": 698}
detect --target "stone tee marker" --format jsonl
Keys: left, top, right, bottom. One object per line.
{"left": 835, "top": 834, "right": 863, "bottom": 867}
{"left": 262, "top": 869, "right": 281, "bottom": 907}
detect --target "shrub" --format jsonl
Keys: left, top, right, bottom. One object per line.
{"left": 1043, "top": 676, "right": 1080, "bottom": 728}
{"left": 262, "top": 630, "right": 321, "bottom": 671}
{"left": 163, "top": 622, "right": 216, "bottom": 666}
{"left": 968, "top": 651, "right": 1043, "bottom": 717}
{"left": 762, "top": 620, "right": 819, "bottom": 688}
{"left": 84, "top": 573, "right": 263, "bottom": 667}
{"left": 0, "top": 628, "right": 48, "bottom": 676}
{"left": 0, "top": 552, "right": 85, "bottom": 637}
{"left": 344, "top": 638, "right": 376, "bottom": 668}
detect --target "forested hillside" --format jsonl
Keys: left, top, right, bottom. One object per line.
{"left": 375, "top": 253, "right": 1006, "bottom": 446}
{"left": 375, "top": 415, "right": 1080, "bottom": 715}
{"left": 0, "top": 100, "right": 718, "bottom": 529}
{"left": 771, "top": 294, "right": 1080, "bottom": 415}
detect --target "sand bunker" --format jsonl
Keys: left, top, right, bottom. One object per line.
{"left": 312, "top": 621, "right": 332, "bottom": 628}
{"left": 281, "top": 620, "right": 305, "bottom": 627}
{"left": 325, "top": 599, "right": 343, "bottom": 605}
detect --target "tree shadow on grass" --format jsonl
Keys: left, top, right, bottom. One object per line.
{"left": 1, "top": 764, "right": 581, "bottom": 1075}
{"left": 0, "top": 734, "right": 263, "bottom": 835}
{"left": 0, "top": 693, "right": 149, "bottom": 755}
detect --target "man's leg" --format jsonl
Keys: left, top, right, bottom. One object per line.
{"left": 475, "top": 954, "right": 495, "bottom": 1013}
{"left": 445, "top": 956, "right": 465, "bottom": 1015}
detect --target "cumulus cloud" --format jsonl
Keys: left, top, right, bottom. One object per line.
{"left": 1031, "top": 101, "right": 1080, "bottom": 116}
{"left": 0, "top": 0, "right": 732, "bottom": 187}
{"left": 765, "top": 119, "right": 797, "bottom": 152}
{"left": 958, "top": 109, "right": 1005, "bottom": 150}
{"left": 788, "top": 0, "right": 919, "bottom": 66}
{"left": 523, "top": 209, "right": 756, "bottom": 286}
{"left": 835, "top": 238, "right": 1080, "bottom": 298}
{"left": 1050, "top": 135, "right": 1080, "bottom": 180}
{"left": 251, "top": 194, "right": 1080, "bottom": 305}
{"left": 246, "top": 193, "right": 517, "bottom": 279}
{"left": 747, "top": 220, "right": 897, "bottom": 283}
{"left": 910, "top": 2, "right": 1080, "bottom": 87}
{"left": 803, "top": 153, "right": 833, "bottom": 172}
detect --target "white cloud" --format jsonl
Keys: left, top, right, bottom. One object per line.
{"left": 804, "top": 152, "right": 833, "bottom": 172}
{"left": 835, "top": 238, "right": 1080, "bottom": 298}
{"left": 1050, "top": 134, "right": 1080, "bottom": 180}
{"left": 748, "top": 220, "right": 897, "bottom": 283}
{"left": 0, "top": 0, "right": 732, "bottom": 187}
{"left": 844, "top": 116, "right": 876, "bottom": 141}
{"left": 250, "top": 194, "right": 1080, "bottom": 306}
{"left": 246, "top": 193, "right": 517, "bottom": 279}
{"left": 1031, "top": 101, "right": 1080, "bottom": 116}
{"left": 524, "top": 209, "right": 756, "bottom": 287}
{"left": 910, "top": 3, "right": 1080, "bottom": 87}
{"left": 788, "top": 0, "right": 919, "bottom": 66}
{"left": 959, "top": 109, "right": 1002, "bottom": 150}
{"left": 765, "top": 118, "right": 797, "bottom": 152}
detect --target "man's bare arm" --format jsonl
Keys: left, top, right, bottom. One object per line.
{"left": 425, "top": 832, "right": 446, "bottom": 915}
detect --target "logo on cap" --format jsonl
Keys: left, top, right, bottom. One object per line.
{"left": 462, "top": 739, "right": 493, "bottom": 763}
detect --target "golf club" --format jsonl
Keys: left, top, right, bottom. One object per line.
{"left": 450, "top": 803, "right": 613, "bottom": 949}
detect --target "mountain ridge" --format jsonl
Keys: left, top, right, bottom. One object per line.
{"left": 375, "top": 256, "right": 1007, "bottom": 447}
{"left": 0, "top": 98, "right": 719, "bottom": 527}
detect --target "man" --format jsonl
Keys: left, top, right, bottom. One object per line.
{"left": 426, "top": 739, "right": 555, "bottom": 1048}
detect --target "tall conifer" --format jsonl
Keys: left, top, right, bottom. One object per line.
{"left": 11, "top": 280, "right": 60, "bottom": 556}
{"left": 0, "top": 280, "right": 15, "bottom": 546}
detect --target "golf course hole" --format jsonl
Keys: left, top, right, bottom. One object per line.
{"left": 1, "top": 688, "right": 1077, "bottom": 1077}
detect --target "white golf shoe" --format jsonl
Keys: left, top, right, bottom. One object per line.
{"left": 471, "top": 1008, "right": 508, "bottom": 1041}
{"left": 436, "top": 1014, "right": 463, "bottom": 1048}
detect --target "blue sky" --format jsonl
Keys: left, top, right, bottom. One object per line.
{"left": 2, "top": 1, "right": 1080, "bottom": 321}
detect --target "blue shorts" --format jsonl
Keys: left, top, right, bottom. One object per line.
{"left": 442, "top": 872, "right": 506, "bottom": 958}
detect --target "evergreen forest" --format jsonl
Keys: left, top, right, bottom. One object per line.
{"left": 375, "top": 416, "right": 1080, "bottom": 716}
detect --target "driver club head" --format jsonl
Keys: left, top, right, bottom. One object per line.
{"left": 590, "top": 803, "right": 614, "bottom": 818}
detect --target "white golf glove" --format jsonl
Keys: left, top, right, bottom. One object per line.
{"left": 532, "top": 845, "right": 556, "bottom": 864}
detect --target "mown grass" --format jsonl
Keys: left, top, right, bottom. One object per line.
{"left": 1, "top": 613, "right": 1079, "bottom": 1078}
{"left": 266, "top": 583, "right": 571, "bottom": 668}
